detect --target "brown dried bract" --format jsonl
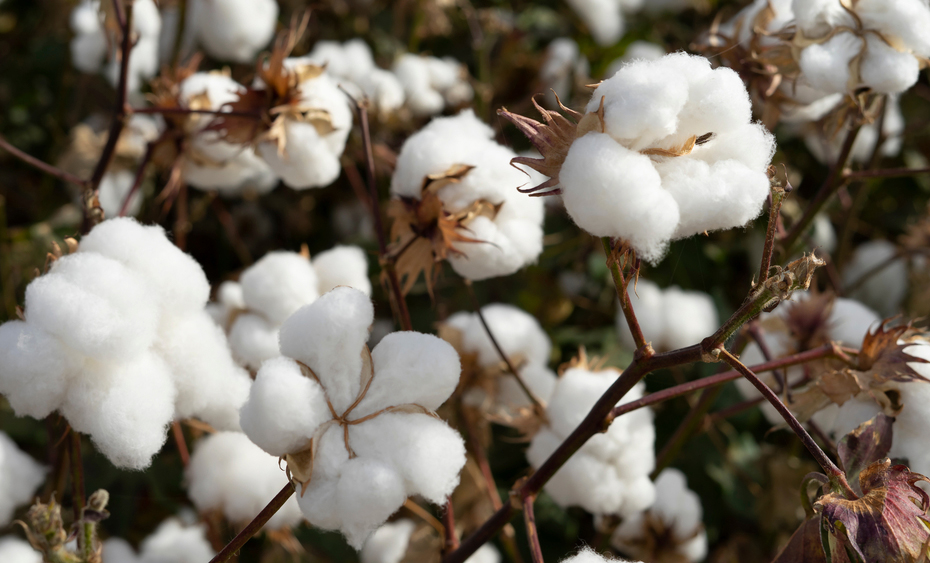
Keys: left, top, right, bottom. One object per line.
{"left": 852, "top": 321, "right": 930, "bottom": 386}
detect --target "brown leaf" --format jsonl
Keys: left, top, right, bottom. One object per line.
{"left": 789, "top": 370, "right": 863, "bottom": 422}
{"left": 838, "top": 414, "right": 894, "bottom": 495}
{"left": 855, "top": 321, "right": 930, "bottom": 386}
{"left": 772, "top": 516, "right": 828, "bottom": 563}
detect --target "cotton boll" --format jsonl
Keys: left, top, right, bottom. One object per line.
{"left": 890, "top": 378, "right": 930, "bottom": 477}
{"left": 187, "top": 432, "right": 302, "bottom": 530}
{"left": 196, "top": 0, "right": 278, "bottom": 63}
{"left": 137, "top": 518, "right": 215, "bottom": 563}
{"left": 860, "top": 35, "right": 920, "bottom": 94}
{"left": 567, "top": 0, "right": 624, "bottom": 47}
{"left": 239, "top": 252, "right": 319, "bottom": 325}
{"left": 0, "top": 537, "right": 42, "bottom": 563}
{"left": 541, "top": 38, "right": 586, "bottom": 104}
{"left": 293, "top": 427, "right": 348, "bottom": 529}
{"left": 360, "top": 519, "right": 417, "bottom": 563}
{"left": 70, "top": 1, "right": 106, "bottom": 73}
{"left": 278, "top": 287, "right": 374, "bottom": 412}
{"left": 0, "top": 321, "right": 78, "bottom": 418}
{"left": 103, "top": 538, "right": 139, "bottom": 563}
{"left": 797, "top": 32, "right": 860, "bottom": 94}
{"left": 0, "top": 433, "right": 46, "bottom": 526}
{"left": 394, "top": 55, "right": 445, "bottom": 116}
{"left": 98, "top": 170, "right": 142, "bottom": 218}
{"left": 258, "top": 121, "right": 343, "bottom": 189}
{"left": 335, "top": 457, "right": 408, "bottom": 549}
{"left": 228, "top": 313, "right": 281, "bottom": 370}
{"left": 560, "top": 133, "right": 679, "bottom": 264}
{"left": 62, "top": 352, "right": 177, "bottom": 470}
{"left": 842, "top": 240, "right": 907, "bottom": 317}
{"left": 467, "top": 544, "right": 502, "bottom": 563}
{"left": 240, "top": 357, "right": 332, "bottom": 456}
{"left": 660, "top": 287, "right": 718, "bottom": 350}
{"left": 78, "top": 218, "right": 211, "bottom": 313}
{"left": 454, "top": 305, "right": 551, "bottom": 367}
{"left": 312, "top": 246, "right": 372, "bottom": 295}
{"left": 619, "top": 280, "right": 665, "bottom": 351}
{"left": 563, "top": 548, "right": 643, "bottom": 562}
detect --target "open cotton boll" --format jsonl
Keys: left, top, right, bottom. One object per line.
{"left": 186, "top": 432, "right": 303, "bottom": 530}
{"left": 105, "top": 518, "right": 215, "bottom": 563}
{"left": 566, "top": 0, "right": 624, "bottom": 47}
{"left": 842, "top": 240, "right": 908, "bottom": 317}
{"left": 361, "top": 519, "right": 416, "bottom": 563}
{"left": 618, "top": 280, "right": 718, "bottom": 351}
{"left": 612, "top": 468, "right": 707, "bottom": 563}
{"left": 98, "top": 170, "right": 142, "bottom": 218}
{"left": 228, "top": 313, "right": 281, "bottom": 370}
{"left": 0, "top": 433, "right": 46, "bottom": 526}
{"left": 0, "top": 321, "right": 80, "bottom": 419}
{"left": 312, "top": 246, "right": 372, "bottom": 295}
{"left": 448, "top": 305, "right": 551, "bottom": 368}
{"left": 103, "top": 0, "right": 161, "bottom": 92}
{"left": 70, "top": 1, "right": 106, "bottom": 73}
{"left": 393, "top": 54, "right": 473, "bottom": 117}
{"left": 527, "top": 367, "right": 655, "bottom": 516}
{"left": 562, "top": 547, "right": 643, "bottom": 563}
{"left": 195, "top": 0, "right": 278, "bottom": 63}
{"left": 0, "top": 538, "right": 41, "bottom": 563}
{"left": 240, "top": 252, "right": 320, "bottom": 326}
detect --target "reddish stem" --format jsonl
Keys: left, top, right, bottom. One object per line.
{"left": 0, "top": 134, "right": 87, "bottom": 187}
{"left": 522, "top": 494, "right": 545, "bottom": 563}
{"left": 208, "top": 483, "right": 295, "bottom": 563}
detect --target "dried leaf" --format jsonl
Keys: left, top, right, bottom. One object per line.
{"left": 854, "top": 321, "right": 930, "bottom": 386}
{"left": 772, "top": 516, "right": 828, "bottom": 563}
{"left": 838, "top": 414, "right": 894, "bottom": 494}
{"left": 789, "top": 370, "right": 863, "bottom": 422}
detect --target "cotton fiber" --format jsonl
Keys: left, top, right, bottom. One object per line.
{"left": 196, "top": 0, "right": 278, "bottom": 63}
{"left": 303, "top": 40, "right": 406, "bottom": 115}
{"left": 0, "top": 537, "right": 41, "bottom": 563}
{"left": 842, "top": 239, "right": 908, "bottom": 318}
{"left": 541, "top": 39, "right": 589, "bottom": 106}
{"left": 361, "top": 519, "right": 501, "bottom": 563}
{"left": 0, "top": 432, "right": 46, "bottom": 527}
{"left": 239, "top": 287, "right": 467, "bottom": 548}
{"left": 561, "top": 547, "right": 643, "bottom": 563}
{"left": 617, "top": 279, "right": 718, "bottom": 351}
{"left": 393, "top": 54, "right": 474, "bottom": 117}
{"left": 102, "top": 517, "right": 215, "bottom": 563}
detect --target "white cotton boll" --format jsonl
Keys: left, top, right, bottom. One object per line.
{"left": 361, "top": 68, "right": 406, "bottom": 114}
{"left": 70, "top": 1, "right": 106, "bottom": 73}
{"left": 562, "top": 548, "right": 642, "bottom": 563}
{"left": 228, "top": 313, "right": 281, "bottom": 370}
{"left": 0, "top": 321, "right": 78, "bottom": 419}
{"left": 394, "top": 55, "right": 445, "bottom": 116}
{"left": 63, "top": 352, "right": 176, "bottom": 470}
{"left": 445, "top": 215, "right": 539, "bottom": 280}
{"left": 258, "top": 121, "right": 343, "bottom": 189}
{"left": 26, "top": 253, "right": 158, "bottom": 361}
{"left": 278, "top": 287, "right": 374, "bottom": 412}
{"left": 860, "top": 35, "right": 920, "bottom": 94}
{"left": 467, "top": 544, "right": 502, "bottom": 563}
{"left": 196, "top": 0, "right": 278, "bottom": 63}
{"left": 890, "top": 375, "right": 930, "bottom": 477}
{"left": 842, "top": 240, "right": 907, "bottom": 317}
{"left": 103, "top": 538, "right": 139, "bottom": 563}
{"left": 294, "top": 426, "right": 348, "bottom": 529}
{"left": 360, "top": 519, "right": 417, "bottom": 563}
{"left": 858, "top": 0, "right": 930, "bottom": 57}
{"left": 354, "top": 333, "right": 460, "bottom": 417}
{"left": 797, "top": 32, "right": 860, "bottom": 94}
{"left": 620, "top": 281, "right": 717, "bottom": 351}
{"left": 240, "top": 252, "right": 319, "bottom": 325}
{"left": 312, "top": 246, "right": 372, "bottom": 295}
{"left": 78, "top": 218, "right": 211, "bottom": 313}
{"left": 560, "top": 134, "right": 679, "bottom": 264}
{"left": 187, "top": 432, "right": 302, "bottom": 530}
{"left": 0, "top": 433, "right": 46, "bottom": 527}
{"left": 156, "top": 311, "right": 251, "bottom": 431}
{"left": 566, "top": 0, "right": 624, "bottom": 47}
{"left": 792, "top": 0, "right": 855, "bottom": 36}
{"left": 541, "top": 38, "right": 583, "bottom": 103}
{"left": 137, "top": 518, "right": 215, "bottom": 563}
{"left": 98, "top": 169, "right": 142, "bottom": 218}
{"left": 0, "top": 537, "right": 42, "bottom": 563}
{"left": 335, "top": 457, "right": 408, "bottom": 549}
{"left": 218, "top": 281, "right": 245, "bottom": 309}
{"left": 240, "top": 357, "right": 332, "bottom": 456}
{"left": 619, "top": 280, "right": 664, "bottom": 351}
{"left": 455, "top": 305, "right": 551, "bottom": 367}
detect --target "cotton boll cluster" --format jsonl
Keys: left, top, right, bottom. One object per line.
{"left": 0, "top": 538, "right": 41, "bottom": 563}
{"left": 565, "top": 0, "right": 643, "bottom": 47}
{"left": 302, "top": 40, "right": 406, "bottom": 115}
{"left": 390, "top": 110, "right": 545, "bottom": 281}
{"left": 178, "top": 72, "right": 278, "bottom": 195}
{"left": 255, "top": 67, "right": 352, "bottom": 190}
{"left": 0, "top": 433, "right": 46, "bottom": 527}
{"left": 526, "top": 365, "right": 655, "bottom": 516}
{"left": 0, "top": 218, "right": 251, "bottom": 469}
{"left": 186, "top": 432, "right": 302, "bottom": 530}
{"left": 793, "top": 0, "right": 930, "bottom": 95}
{"left": 617, "top": 279, "right": 718, "bottom": 352}
{"left": 805, "top": 95, "right": 905, "bottom": 164}
{"left": 611, "top": 468, "right": 707, "bottom": 563}
{"left": 443, "top": 305, "right": 557, "bottom": 418}
{"left": 361, "top": 519, "right": 501, "bottom": 563}
{"left": 541, "top": 39, "right": 590, "bottom": 107}
{"left": 216, "top": 247, "right": 370, "bottom": 369}
{"left": 558, "top": 54, "right": 775, "bottom": 264}
{"left": 70, "top": 0, "right": 162, "bottom": 93}
{"left": 102, "top": 518, "right": 215, "bottom": 563}
{"left": 393, "top": 54, "right": 474, "bottom": 117}
{"left": 561, "top": 548, "right": 642, "bottom": 563}
{"left": 842, "top": 240, "right": 908, "bottom": 317}
{"left": 239, "top": 287, "right": 467, "bottom": 548}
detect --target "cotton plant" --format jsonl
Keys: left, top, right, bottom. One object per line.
{"left": 0, "top": 538, "right": 41, "bottom": 563}
{"left": 617, "top": 279, "right": 718, "bottom": 352}
{"left": 502, "top": 53, "right": 775, "bottom": 264}
{"left": 0, "top": 218, "right": 251, "bottom": 469}
{"left": 0, "top": 433, "right": 45, "bottom": 527}
{"left": 69, "top": 0, "right": 162, "bottom": 93}
{"left": 211, "top": 246, "right": 371, "bottom": 369}
{"left": 388, "top": 110, "right": 545, "bottom": 292}
{"left": 238, "top": 287, "right": 467, "bottom": 548}
{"left": 441, "top": 304, "right": 557, "bottom": 424}
{"left": 361, "top": 519, "right": 501, "bottom": 563}
{"left": 526, "top": 358, "right": 656, "bottom": 517}
{"left": 392, "top": 54, "right": 474, "bottom": 117}
{"left": 102, "top": 517, "right": 215, "bottom": 563}
{"left": 842, "top": 239, "right": 908, "bottom": 318}
{"left": 302, "top": 39, "right": 406, "bottom": 115}
{"left": 185, "top": 432, "right": 303, "bottom": 530}
{"left": 610, "top": 468, "right": 707, "bottom": 563}
{"left": 540, "top": 38, "right": 590, "bottom": 108}
{"left": 565, "top": 0, "right": 644, "bottom": 47}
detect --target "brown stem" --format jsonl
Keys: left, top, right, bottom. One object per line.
{"left": 170, "top": 0, "right": 187, "bottom": 67}
{"left": 443, "top": 497, "right": 460, "bottom": 553}
{"left": 69, "top": 430, "right": 85, "bottom": 523}
{"left": 464, "top": 280, "right": 547, "bottom": 411}
{"left": 131, "top": 106, "right": 262, "bottom": 119}
{"left": 747, "top": 322, "right": 785, "bottom": 394}
{"left": 403, "top": 498, "right": 446, "bottom": 538}
{"left": 522, "top": 494, "right": 545, "bottom": 563}
{"left": 842, "top": 166, "right": 930, "bottom": 180}
{"left": 0, "top": 134, "right": 87, "bottom": 187}
{"left": 759, "top": 186, "right": 789, "bottom": 284}
{"left": 716, "top": 348, "right": 856, "bottom": 497}
{"left": 602, "top": 238, "right": 649, "bottom": 355}
{"left": 173, "top": 183, "right": 189, "bottom": 250}
{"left": 171, "top": 421, "right": 190, "bottom": 467}
{"left": 111, "top": 0, "right": 126, "bottom": 31}
{"left": 208, "top": 483, "right": 295, "bottom": 563}
{"left": 118, "top": 137, "right": 157, "bottom": 217}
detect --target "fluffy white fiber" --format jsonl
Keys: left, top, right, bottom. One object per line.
{"left": 361, "top": 519, "right": 501, "bottom": 563}
{"left": 603, "top": 41, "right": 665, "bottom": 79}
{"left": 842, "top": 239, "right": 908, "bottom": 318}
{"left": 565, "top": 0, "right": 627, "bottom": 47}
{"left": 391, "top": 110, "right": 545, "bottom": 281}
{"left": 393, "top": 54, "right": 474, "bottom": 117}
{"left": 612, "top": 468, "right": 707, "bottom": 562}
{"left": 239, "top": 287, "right": 466, "bottom": 549}
{"left": 0, "top": 433, "right": 45, "bottom": 527}
{"left": 195, "top": 0, "right": 278, "bottom": 63}
{"left": 526, "top": 366, "right": 655, "bottom": 516}
{"left": 0, "top": 218, "right": 250, "bottom": 469}
{"left": 541, "top": 38, "right": 589, "bottom": 107}
{"left": 186, "top": 432, "right": 302, "bottom": 530}
{"left": 560, "top": 54, "right": 775, "bottom": 264}
{"left": 102, "top": 518, "right": 215, "bottom": 563}
{"left": 805, "top": 95, "right": 905, "bottom": 164}
{"left": 0, "top": 537, "right": 41, "bottom": 563}
{"left": 618, "top": 279, "right": 718, "bottom": 352}
{"left": 217, "top": 247, "right": 370, "bottom": 369}
{"left": 179, "top": 72, "right": 278, "bottom": 195}
{"left": 304, "top": 40, "right": 406, "bottom": 115}
{"left": 561, "top": 548, "right": 643, "bottom": 563}
{"left": 445, "top": 304, "right": 557, "bottom": 414}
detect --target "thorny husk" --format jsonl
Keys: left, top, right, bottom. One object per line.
{"left": 16, "top": 490, "right": 110, "bottom": 563}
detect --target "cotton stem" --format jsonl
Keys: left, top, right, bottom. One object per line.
{"left": 602, "top": 237, "right": 650, "bottom": 356}
{"left": 443, "top": 497, "right": 460, "bottom": 553}
{"left": 208, "top": 483, "right": 295, "bottom": 563}
{"left": 0, "top": 134, "right": 87, "bottom": 187}
{"left": 759, "top": 184, "right": 789, "bottom": 284}
{"left": 521, "top": 494, "right": 545, "bottom": 563}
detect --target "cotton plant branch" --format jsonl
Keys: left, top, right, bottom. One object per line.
{"left": 842, "top": 166, "right": 930, "bottom": 180}
{"left": 443, "top": 498, "right": 460, "bottom": 553}
{"left": 520, "top": 493, "right": 545, "bottom": 563}
{"left": 0, "top": 134, "right": 87, "bottom": 187}
{"left": 759, "top": 175, "right": 791, "bottom": 285}
{"left": 602, "top": 237, "right": 650, "bottom": 355}
{"left": 207, "top": 483, "right": 295, "bottom": 563}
